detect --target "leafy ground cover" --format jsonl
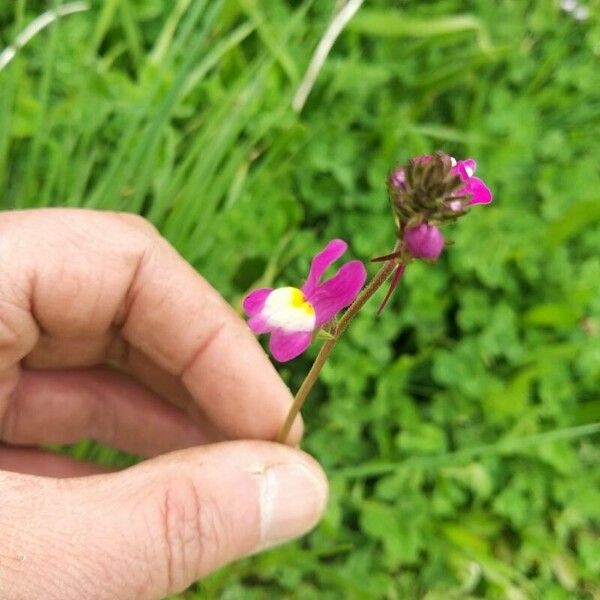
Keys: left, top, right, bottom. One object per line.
{"left": 2, "top": 1, "right": 600, "bottom": 597}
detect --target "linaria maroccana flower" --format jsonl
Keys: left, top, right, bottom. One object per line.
{"left": 243, "top": 240, "right": 367, "bottom": 362}
{"left": 450, "top": 157, "right": 492, "bottom": 207}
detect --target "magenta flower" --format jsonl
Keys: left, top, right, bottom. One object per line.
{"left": 405, "top": 224, "right": 445, "bottom": 260}
{"left": 451, "top": 157, "right": 492, "bottom": 206}
{"left": 243, "top": 240, "right": 367, "bottom": 362}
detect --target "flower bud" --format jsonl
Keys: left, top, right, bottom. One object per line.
{"left": 388, "top": 167, "right": 406, "bottom": 190}
{"left": 404, "top": 224, "right": 445, "bottom": 260}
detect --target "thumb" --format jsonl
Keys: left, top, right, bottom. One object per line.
{"left": 0, "top": 441, "right": 328, "bottom": 600}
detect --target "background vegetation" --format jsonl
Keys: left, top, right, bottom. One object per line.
{"left": 2, "top": 0, "right": 600, "bottom": 597}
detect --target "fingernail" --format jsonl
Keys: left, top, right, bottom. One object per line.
{"left": 258, "top": 462, "right": 328, "bottom": 549}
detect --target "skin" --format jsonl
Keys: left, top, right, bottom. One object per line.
{"left": 0, "top": 209, "right": 328, "bottom": 600}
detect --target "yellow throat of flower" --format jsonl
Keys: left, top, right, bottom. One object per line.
{"left": 288, "top": 287, "right": 315, "bottom": 317}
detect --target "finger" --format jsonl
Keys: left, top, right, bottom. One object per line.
{"left": 114, "top": 343, "right": 198, "bottom": 412}
{"left": 0, "top": 209, "right": 302, "bottom": 443}
{"left": 0, "top": 444, "right": 112, "bottom": 477}
{"left": 24, "top": 331, "right": 115, "bottom": 369}
{"left": 25, "top": 335, "right": 206, "bottom": 421}
{"left": 0, "top": 441, "right": 328, "bottom": 600}
{"left": 119, "top": 345, "right": 225, "bottom": 439}
{"left": 1, "top": 368, "right": 216, "bottom": 456}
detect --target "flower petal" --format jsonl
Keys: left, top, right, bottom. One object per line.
{"left": 261, "top": 287, "right": 316, "bottom": 333}
{"left": 248, "top": 314, "right": 271, "bottom": 334}
{"left": 309, "top": 260, "right": 367, "bottom": 326}
{"left": 405, "top": 224, "right": 445, "bottom": 260}
{"left": 302, "top": 239, "right": 348, "bottom": 297}
{"left": 243, "top": 288, "right": 272, "bottom": 317}
{"left": 454, "top": 159, "right": 477, "bottom": 180}
{"left": 388, "top": 167, "right": 406, "bottom": 189}
{"left": 462, "top": 159, "right": 477, "bottom": 175}
{"left": 269, "top": 329, "right": 312, "bottom": 362}
{"left": 466, "top": 176, "right": 493, "bottom": 205}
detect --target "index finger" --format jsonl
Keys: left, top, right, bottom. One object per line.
{"left": 0, "top": 209, "right": 302, "bottom": 443}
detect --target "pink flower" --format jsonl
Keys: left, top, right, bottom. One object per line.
{"left": 405, "top": 224, "right": 445, "bottom": 260}
{"left": 243, "top": 240, "right": 367, "bottom": 362}
{"left": 450, "top": 157, "right": 492, "bottom": 206}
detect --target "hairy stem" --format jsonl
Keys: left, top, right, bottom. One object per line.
{"left": 277, "top": 243, "right": 402, "bottom": 443}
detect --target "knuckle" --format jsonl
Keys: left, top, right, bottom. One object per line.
{"left": 0, "top": 298, "right": 39, "bottom": 365}
{"left": 112, "top": 212, "right": 159, "bottom": 238}
{"left": 145, "top": 474, "right": 225, "bottom": 592}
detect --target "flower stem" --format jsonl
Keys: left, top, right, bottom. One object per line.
{"left": 276, "top": 243, "right": 403, "bottom": 444}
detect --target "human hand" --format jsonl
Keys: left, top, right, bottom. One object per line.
{"left": 0, "top": 209, "right": 328, "bottom": 599}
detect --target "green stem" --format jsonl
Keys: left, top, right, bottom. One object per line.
{"left": 277, "top": 243, "right": 402, "bottom": 444}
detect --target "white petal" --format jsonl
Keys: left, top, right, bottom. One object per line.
{"left": 465, "top": 165, "right": 474, "bottom": 177}
{"left": 450, "top": 157, "right": 457, "bottom": 167}
{"left": 262, "top": 287, "right": 316, "bottom": 332}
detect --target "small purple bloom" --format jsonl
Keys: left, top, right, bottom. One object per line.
{"left": 451, "top": 157, "right": 493, "bottom": 206}
{"left": 388, "top": 167, "right": 406, "bottom": 190}
{"left": 243, "top": 240, "right": 367, "bottom": 362}
{"left": 405, "top": 224, "right": 445, "bottom": 260}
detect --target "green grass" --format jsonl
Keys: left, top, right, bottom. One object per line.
{"left": 2, "top": 0, "right": 600, "bottom": 598}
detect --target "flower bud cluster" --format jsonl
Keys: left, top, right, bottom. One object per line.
{"left": 388, "top": 153, "right": 466, "bottom": 229}
{"left": 387, "top": 152, "right": 492, "bottom": 261}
